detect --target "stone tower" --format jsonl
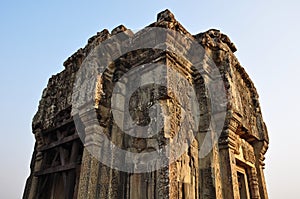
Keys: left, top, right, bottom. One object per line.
{"left": 23, "top": 10, "right": 269, "bottom": 199}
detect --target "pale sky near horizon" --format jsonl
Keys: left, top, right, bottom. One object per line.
{"left": 0, "top": 0, "right": 299, "bottom": 198}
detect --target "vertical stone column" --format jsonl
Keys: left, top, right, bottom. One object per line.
{"left": 218, "top": 118, "right": 241, "bottom": 199}
{"left": 248, "top": 167, "right": 261, "bottom": 199}
{"left": 211, "top": 143, "right": 223, "bottom": 199}
{"left": 197, "top": 130, "right": 216, "bottom": 199}
{"left": 77, "top": 108, "right": 101, "bottom": 199}
{"left": 254, "top": 141, "right": 269, "bottom": 199}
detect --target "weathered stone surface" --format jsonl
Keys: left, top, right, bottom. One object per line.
{"left": 23, "top": 9, "right": 269, "bottom": 199}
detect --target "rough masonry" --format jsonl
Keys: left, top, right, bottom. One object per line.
{"left": 23, "top": 9, "right": 269, "bottom": 199}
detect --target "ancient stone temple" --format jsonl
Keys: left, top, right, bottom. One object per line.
{"left": 23, "top": 10, "right": 269, "bottom": 199}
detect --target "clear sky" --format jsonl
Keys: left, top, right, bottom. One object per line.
{"left": 0, "top": 0, "right": 299, "bottom": 198}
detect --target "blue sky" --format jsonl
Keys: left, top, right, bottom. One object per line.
{"left": 0, "top": 0, "right": 299, "bottom": 198}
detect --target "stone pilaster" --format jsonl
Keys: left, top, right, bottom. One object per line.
{"left": 218, "top": 115, "right": 241, "bottom": 199}
{"left": 248, "top": 167, "right": 261, "bottom": 199}
{"left": 254, "top": 141, "right": 269, "bottom": 199}
{"left": 77, "top": 107, "right": 101, "bottom": 199}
